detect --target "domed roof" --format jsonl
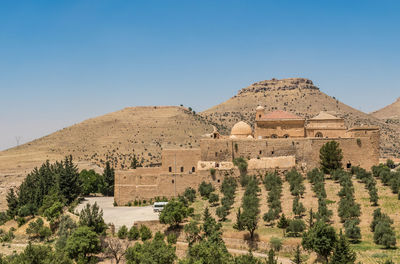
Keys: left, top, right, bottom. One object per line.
{"left": 256, "top": 105, "right": 264, "bottom": 111}
{"left": 231, "top": 121, "right": 252, "bottom": 136}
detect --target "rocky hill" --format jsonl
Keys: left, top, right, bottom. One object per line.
{"left": 371, "top": 97, "right": 400, "bottom": 122}
{"left": 200, "top": 78, "right": 400, "bottom": 158}
{"left": 0, "top": 106, "right": 215, "bottom": 209}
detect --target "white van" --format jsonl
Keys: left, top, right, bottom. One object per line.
{"left": 153, "top": 202, "right": 168, "bottom": 212}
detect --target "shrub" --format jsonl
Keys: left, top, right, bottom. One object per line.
{"left": 117, "top": 225, "right": 128, "bottom": 239}
{"left": 167, "top": 233, "right": 177, "bottom": 244}
{"left": 198, "top": 181, "right": 215, "bottom": 199}
{"left": 286, "top": 219, "right": 306, "bottom": 237}
{"left": 270, "top": 237, "right": 282, "bottom": 252}
{"left": 208, "top": 193, "right": 219, "bottom": 206}
{"left": 183, "top": 187, "right": 196, "bottom": 203}
{"left": 140, "top": 225, "right": 152, "bottom": 241}
{"left": 128, "top": 225, "right": 140, "bottom": 241}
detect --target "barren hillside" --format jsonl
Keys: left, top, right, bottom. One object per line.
{"left": 201, "top": 78, "right": 400, "bottom": 158}
{"left": 0, "top": 106, "right": 215, "bottom": 209}
{"left": 371, "top": 97, "right": 400, "bottom": 122}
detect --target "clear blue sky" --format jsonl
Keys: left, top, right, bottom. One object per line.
{"left": 1, "top": 0, "right": 399, "bottom": 150}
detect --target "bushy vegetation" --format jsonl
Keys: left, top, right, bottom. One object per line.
{"left": 234, "top": 176, "right": 260, "bottom": 240}
{"left": 307, "top": 168, "right": 332, "bottom": 222}
{"left": 351, "top": 166, "right": 379, "bottom": 205}
{"left": 263, "top": 172, "right": 282, "bottom": 224}
{"left": 216, "top": 176, "right": 237, "bottom": 221}
{"left": 159, "top": 199, "right": 189, "bottom": 228}
{"left": 371, "top": 208, "right": 396, "bottom": 248}
{"left": 198, "top": 181, "right": 215, "bottom": 199}
{"left": 319, "top": 141, "right": 343, "bottom": 174}
{"left": 336, "top": 170, "right": 361, "bottom": 242}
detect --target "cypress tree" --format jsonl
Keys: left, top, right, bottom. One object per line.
{"left": 6, "top": 188, "right": 18, "bottom": 218}
{"left": 58, "top": 155, "right": 80, "bottom": 203}
{"left": 319, "top": 141, "right": 343, "bottom": 174}
{"left": 103, "top": 161, "right": 115, "bottom": 196}
{"left": 292, "top": 245, "right": 303, "bottom": 264}
{"left": 330, "top": 230, "right": 356, "bottom": 264}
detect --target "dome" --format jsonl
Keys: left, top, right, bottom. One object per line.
{"left": 256, "top": 105, "right": 264, "bottom": 111}
{"left": 231, "top": 121, "right": 252, "bottom": 136}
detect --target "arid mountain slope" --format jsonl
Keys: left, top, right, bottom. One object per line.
{"left": 0, "top": 106, "right": 215, "bottom": 209}
{"left": 201, "top": 78, "right": 400, "bottom": 158}
{"left": 371, "top": 97, "right": 400, "bottom": 121}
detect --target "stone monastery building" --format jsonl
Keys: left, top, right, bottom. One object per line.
{"left": 115, "top": 107, "right": 379, "bottom": 205}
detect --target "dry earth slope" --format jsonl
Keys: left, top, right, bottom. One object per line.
{"left": 200, "top": 78, "right": 400, "bottom": 158}
{"left": 0, "top": 106, "right": 215, "bottom": 209}
{"left": 371, "top": 97, "right": 400, "bottom": 121}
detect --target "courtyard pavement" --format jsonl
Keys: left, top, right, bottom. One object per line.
{"left": 75, "top": 197, "right": 159, "bottom": 230}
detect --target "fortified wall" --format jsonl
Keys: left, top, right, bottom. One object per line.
{"left": 114, "top": 107, "right": 379, "bottom": 205}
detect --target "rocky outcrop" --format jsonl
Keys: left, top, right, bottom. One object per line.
{"left": 238, "top": 78, "right": 319, "bottom": 95}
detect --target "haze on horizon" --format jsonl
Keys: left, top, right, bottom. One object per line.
{"left": 1, "top": 0, "right": 399, "bottom": 151}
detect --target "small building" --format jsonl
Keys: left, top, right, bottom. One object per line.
{"left": 255, "top": 108, "right": 305, "bottom": 139}
{"left": 306, "top": 111, "right": 347, "bottom": 138}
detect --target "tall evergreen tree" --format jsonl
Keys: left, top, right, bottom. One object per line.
{"left": 6, "top": 188, "right": 18, "bottom": 218}
{"left": 319, "top": 141, "right": 343, "bottom": 174}
{"left": 330, "top": 230, "right": 356, "bottom": 264}
{"left": 103, "top": 161, "right": 115, "bottom": 196}
{"left": 292, "top": 245, "right": 303, "bottom": 264}
{"left": 58, "top": 155, "right": 80, "bottom": 203}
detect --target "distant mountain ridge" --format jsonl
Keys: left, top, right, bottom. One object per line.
{"left": 371, "top": 97, "right": 400, "bottom": 120}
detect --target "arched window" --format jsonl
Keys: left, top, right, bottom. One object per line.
{"left": 315, "top": 132, "right": 323, "bottom": 138}
{"left": 192, "top": 166, "right": 195, "bottom": 172}
{"left": 180, "top": 167, "right": 184, "bottom": 173}
{"left": 168, "top": 167, "right": 172, "bottom": 172}
{"left": 283, "top": 134, "right": 289, "bottom": 138}
{"left": 271, "top": 134, "right": 278, "bottom": 139}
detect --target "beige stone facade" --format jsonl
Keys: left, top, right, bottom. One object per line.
{"left": 114, "top": 108, "right": 380, "bottom": 205}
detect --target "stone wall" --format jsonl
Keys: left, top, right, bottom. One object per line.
{"left": 115, "top": 132, "right": 379, "bottom": 205}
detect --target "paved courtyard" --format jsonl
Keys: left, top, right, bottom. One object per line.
{"left": 75, "top": 197, "right": 159, "bottom": 229}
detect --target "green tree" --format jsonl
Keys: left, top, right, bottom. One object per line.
{"left": 374, "top": 221, "right": 396, "bottom": 248}
{"left": 293, "top": 197, "right": 306, "bottom": 218}
{"left": 102, "top": 161, "right": 115, "bottom": 196}
{"left": 139, "top": 225, "right": 152, "bottom": 241}
{"left": 183, "top": 187, "right": 196, "bottom": 203}
{"left": 319, "top": 141, "right": 343, "bottom": 174}
{"left": 125, "top": 235, "right": 177, "bottom": 264}
{"left": 117, "top": 225, "right": 128, "bottom": 239}
{"left": 128, "top": 225, "right": 140, "bottom": 241}
{"left": 26, "top": 218, "right": 51, "bottom": 241}
{"left": 78, "top": 202, "right": 107, "bottom": 234}
{"left": 233, "top": 157, "right": 248, "bottom": 177}
{"left": 233, "top": 253, "right": 264, "bottom": 264}
{"left": 266, "top": 249, "right": 278, "bottom": 264}
{"left": 198, "top": 181, "right": 215, "bottom": 199}
{"left": 330, "top": 230, "right": 356, "bottom": 264}
{"left": 344, "top": 219, "right": 361, "bottom": 242}
{"left": 159, "top": 200, "right": 188, "bottom": 228}
{"left": 6, "top": 188, "right": 18, "bottom": 218}
{"left": 58, "top": 156, "right": 80, "bottom": 204}
{"left": 56, "top": 215, "right": 77, "bottom": 250}
{"left": 202, "top": 207, "right": 222, "bottom": 238}
{"left": 65, "top": 226, "right": 101, "bottom": 263}
{"left": 302, "top": 221, "right": 337, "bottom": 263}
{"left": 79, "top": 169, "right": 103, "bottom": 195}
{"left": 286, "top": 219, "right": 306, "bottom": 237}
{"left": 292, "top": 245, "right": 303, "bottom": 264}
{"left": 208, "top": 193, "right": 219, "bottom": 206}
{"left": 277, "top": 213, "right": 289, "bottom": 229}
{"left": 184, "top": 220, "right": 201, "bottom": 246}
